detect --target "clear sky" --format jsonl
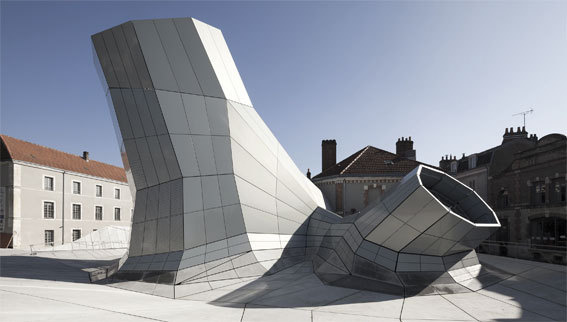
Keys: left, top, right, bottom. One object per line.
{"left": 1, "top": 1, "right": 566, "bottom": 174}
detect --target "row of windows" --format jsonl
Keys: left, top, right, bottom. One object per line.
{"left": 43, "top": 176, "right": 121, "bottom": 199}
{"left": 44, "top": 229, "right": 84, "bottom": 246}
{"left": 43, "top": 201, "right": 121, "bottom": 221}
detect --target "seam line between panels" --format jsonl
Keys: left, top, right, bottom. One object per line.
{"left": 206, "top": 25, "right": 241, "bottom": 104}
{"left": 235, "top": 173, "right": 311, "bottom": 221}
{"left": 171, "top": 18, "right": 206, "bottom": 97}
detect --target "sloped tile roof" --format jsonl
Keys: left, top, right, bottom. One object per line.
{"left": 313, "top": 145, "right": 433, "bottom": 180}
{"left": 1, "top": 135, "right": 127, "bottom": 183}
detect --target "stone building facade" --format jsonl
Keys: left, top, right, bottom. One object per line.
{"left": 312, "top": 138, "right": 433, "bottom": 215}
{"left": 0, "top": 135, "right": 133, "bottom": 249}
{"left": 439, "top": 127, "right": 566, "bottom": 264}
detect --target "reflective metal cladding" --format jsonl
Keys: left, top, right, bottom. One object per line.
{"left": 92, "top": 18, "right": 499, "bottom": 298}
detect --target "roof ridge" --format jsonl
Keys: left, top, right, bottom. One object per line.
{"left": 340, "top": 145, "right": 370, "bottom": 175}
{"left": 1, "top": 134, "right": 123, "bottom": 170}
{"left": 1, "top": 134, "right": 127, "bottom": 182}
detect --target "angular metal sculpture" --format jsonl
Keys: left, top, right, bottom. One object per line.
{"left": 92, "top": 18, "right": 499, "bottom": 298}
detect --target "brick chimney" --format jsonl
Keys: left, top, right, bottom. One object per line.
{"left": 82, "top": 151, "right": 89, "bottom": 161}
{"left": 396, "top": 137, "right": 416, "bottom": 160}
{"left": 321, "top": 140, "right": 337, "bottom": 172}
{"left": 502, "top": 126, "right": 528, "bottom": 144}
{"left": 439, "top": 154, "right": 451, "bottom": 172}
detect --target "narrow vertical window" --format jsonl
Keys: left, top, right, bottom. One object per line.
{"left": 96, "top": 185, "right": 103, "bottom": 197}
{"left": 114, "top": 208, "right": 121, "bottom": 221}
{"left": 44, "top": 230, "right": 54, "bottom": 246}
{"left": 72, "top": 204, "right": 81, "bottom": 220}
{"left": 44, "top": 176, "right": 54, "bottom": 191}
{"left": 73, "top": 181, "right": 81, "bottom": 194}
{"left": 95, "top": 206, "right": 103, "bottom": 220}
{"left": 72, "top": 229, "right": 81, "bottom": 241}
{"left": 114, "top": 188, "right": 120, "bottom": 200}
{"left": 43, "top": 201, "right": 54, "bottom": 219}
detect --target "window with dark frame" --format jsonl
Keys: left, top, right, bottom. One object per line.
{"left": 73, "top": 181, "right": 81, "bottom": 194}
{"left": 114, "top": 208, "right": 121, "bottom": 221}
{"left": 43, "top": 201, "right": 54, "bottom": 219}
{"left": 72, "top": 204, "right": 81, "bottom": 220}
{"left": 95, "top": 206, "right": 103, "bottom": 220}
{"left": 44, "top": 176, "right": 54, "bottom": 191}
{"left": 44, "top": 230, "right": 54, "bottom": 246}
{"left": 72, "top": 229, "right": 81, "bottom": 241}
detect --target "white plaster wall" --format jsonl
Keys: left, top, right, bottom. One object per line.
{"left": 13, "top": 161, "right": 133, "bottom": 249}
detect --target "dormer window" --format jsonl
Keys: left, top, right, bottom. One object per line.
{"left": 468, "top": 154, "right": 477, "bottom": 169}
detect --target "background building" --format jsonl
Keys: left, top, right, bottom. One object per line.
{"left": 439, "top": 127, "right": 566, "bottom": 264}
{"left": 0, "top": 135, "right": 133, "bottom": 249}
{"left": 311, "top": 137, "right": 432, "bottom": 215}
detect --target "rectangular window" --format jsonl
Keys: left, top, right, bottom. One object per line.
{"left": 96, "top": 185, "right": 103, "bottom": 197}
{"left": 114, "top": 208, "right": 121, "bottom": 221}
{"left": 72, "top": 204, "right": 81, "bottom": 220}
{"left": 44, "top": 176, "right": 54, "bottom": 191}
{"left": 73, "top": 181, "right": 81, "bottom": 194}
{"left": 44, "top": 230, "right": 54, "bottom": 246}
{"left": 114, "top": 188, "right": 121, "bottom": 200}
{"left": 95, "top": 206, "right": 103, "bottom": 221}
{"left": 43, "top": 201, "right": 54, "bottom": 219}
{"left": 72, "top": 229, "right": 81, "bottom": 241}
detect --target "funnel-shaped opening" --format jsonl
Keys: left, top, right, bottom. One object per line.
{"left": 419, "top": 167, "right": 498, "bottom": 225}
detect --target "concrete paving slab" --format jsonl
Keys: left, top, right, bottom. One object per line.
{"left": 478, "top": 284, "right": 566, "bottom": 321}
{"left": 314, "top": 290, "right": 403, "bottom": 319}
{"left": 442, "top": 292, "right": 554, "bottom": 321}
{"left": 242, "top": 305, "right": 312, "bottom": 322}
{"left": 313, "top": 310, "right": 399, "bottom": 321}
{"left": 401, "top": 294, "right": 475, "bottom": 321}
{"left": 1, "top": 251, "right": 565, "bottom": 321}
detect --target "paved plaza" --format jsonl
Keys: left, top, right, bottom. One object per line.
{"left": 0, "top": 249, "right": 565, "bottom": 321}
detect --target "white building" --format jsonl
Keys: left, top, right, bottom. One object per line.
{"left": 0, "top": 135, "right": 133, "bottom": 249}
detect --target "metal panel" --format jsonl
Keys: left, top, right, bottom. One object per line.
{"left": 201, "top": 175, "right": 221, "bottom": 210}
{"left": 173, "top": 18, "right": 224, "bottom": 98}
{"left": 157, "top": 135, "right": 182, "bottom": 179}
{"left": 156, "top": 90, "right": 190, "bottom": 134}
{"left": 132, "top": 20, "right": 179, "bottom": 91}
{"left": 132, "top": 89, "right": 156, "bottom": 136}
{"left": 91, "top": 32, "right": 118, "bottom": 88}
{"left": 135, "top": 137, "right": 159, "bottom": 187}
{"left": 181, "top": 93, "right": 210, "bottom": 135}
{"left": 156, "top": 217, "right": 171, "bottom": 253}
{"left": 154, "top": 19, "right": 201, "bottom": 95}
{"left": 192, "top": 135, "right": 216, "bottom": 176}
{"left": 170, "top": 134, "right": 199, "bottom": 177}
{"left": 170, "top": 214, "right": 184, "bottom": 251}
{"left": 146, "top": 135, "right": 170, "bottom": 183}
{"left": 218, "top": 174, "right": 239, "bottom": 206}
{"left": 111, "top": 25, "right": 141, "bottom": 88}
{"left": 204, "top": 207, "right": 226, "bottom": 243}
{"left": 109, "top": 89, "right": 134, "bottom": 140}
{"left": 121, "top": 22, "right": 153, "bottom": 89}
{"left": 158, "top": 181, "right": 171, "bottom": 218}
{"left": 211, "top": 136, "right": 232, "bottom": 174}
{"left": 184, "top": 211, "right": 206, "bottom": 249}
{"left": 142, "top": 219, "right": 158, "bottom": 255}
{"left": 223, "top": 204, "right": 246, "bottom": 237}
{"left": 144, "top": 90, "right": 168, "bottom": 135}
{"left": 183, "top": 177, "right": 203, "bottom": 213}
{"left": 101, "top": 29, "right": 129, "bottom": 87}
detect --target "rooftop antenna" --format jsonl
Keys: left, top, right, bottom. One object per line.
{"left": 512, "top": 108, "right": 534, "bottom": 128}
